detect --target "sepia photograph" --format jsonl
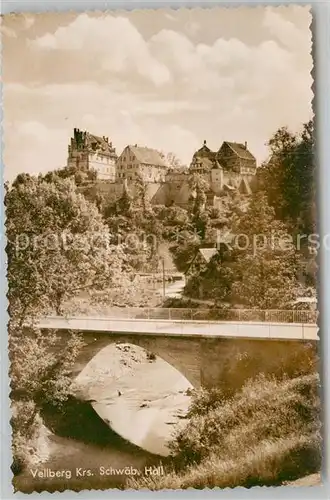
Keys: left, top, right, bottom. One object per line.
{"left": 2, "top": 5, "right": 320, "bottom": 492}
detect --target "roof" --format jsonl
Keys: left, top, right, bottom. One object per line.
{"left": 199, "top": 247, "right": 218, "bottom": 263}
{"left": 193, "top": 150, "right": 216, "bottom": 163}
{"left": 191, "top": 156, "right": 214, "bottom": 171}
{"left": 129, "top": 146, "right": 167, "bottom": 167}
{"left": 87, "top": 133, "right": 108, "bottom": 148}
{"left": 75, "top": 129, "right": 116, "bottom": 155}
{"left": 184, "top": 247, "right": 218, "bottom": 275}
{"left": 222, "top": 141, "right": 256, "bottom": 161}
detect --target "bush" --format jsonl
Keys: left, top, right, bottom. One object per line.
{"left": 128, "top": 372, "right": 321, "bottom": 489}
{"left": 170, "top": 373, "right": 320, "bottom": 467}
{"left": 11, "top": 402, "right": 50, "bottom": 473}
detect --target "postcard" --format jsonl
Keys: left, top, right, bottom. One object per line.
{"left": 2, "top": 6, "right": 320, "bottom": 493}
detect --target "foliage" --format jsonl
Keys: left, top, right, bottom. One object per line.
{"left": 9, "top": 319, "right": 84, "bottom": 470}
{"left": 129, "top": 371, "right": 321, "bottom": 489}
{"left": 153, "top": 205, "right": 191, "bottom": 241}
{"left": 184, "top": 246, "right": 235, "bottom": 301}
{"left": 258, "top": 121, "right": 315, "bottom": 235}
{"left": 6, "top": 174, "right": 129, "bottom": 317}
{"left": 134, "top": 173, "right": 150, "bottom": 215}
{"left": 6, "top": 173, "right": 132, "bottom": 470}
{"left": 159, "top": 151, "right": 186, "bottom": 170}
{"left": 170, "top": 230, "right": 201, "bottom": 274}
{"left": 230, "top": 192, "right": 298, "bottom": 308}
{"left": 188, "top": 174, "right": 210, "bottom": 239}
{"left": 185, "top": 192, "right": 299, "bottom": 308}
{"left": 10, "top": 323, "right": 83, "bottom": 408}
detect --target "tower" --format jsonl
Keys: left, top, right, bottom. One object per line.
{"left": 67, "top": 128, "right": 118, "bottom": 181}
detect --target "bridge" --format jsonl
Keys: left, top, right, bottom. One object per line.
{"left": 38, "top": 308, "right": 318, "bottom": 389}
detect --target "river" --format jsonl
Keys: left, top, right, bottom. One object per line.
{"left": 14, "top": 341, "right": 192, "bottom": 492}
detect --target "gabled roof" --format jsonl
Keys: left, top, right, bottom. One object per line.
{"left": 193, "top": 141, "right": 217, "bottom": 161}
{"left": 87, "top": 133, "right": 108, "bottom": 148}
{"left": 129, "top": 146, "right": 167, "bottom": 167}
{"left": 221, "top": 141, "right": 256, "bottom": 161}
{"left": 191, "top": 156, "right": 214, "bottom": 170}
{"left": 199, "top": 247, "right": 218, "bottom": 263}
{"left": 185, "top": 247, "right": 218, "bottom": 275}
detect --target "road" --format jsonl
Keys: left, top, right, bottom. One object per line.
{"left": 37, "top": 316, "right": 318, "bottom": 340}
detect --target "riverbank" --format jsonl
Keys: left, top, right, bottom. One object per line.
{"left": 128, "top": 372, "right": 321, "bottom": 490}
{"left": 14, "top": 340, "right": 192, "bottom": 492}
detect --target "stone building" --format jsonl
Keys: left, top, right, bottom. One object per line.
{"left": 218, "top": 141, "right": 256, "bottom": 176}
{"left": 116, "top": 145, "right": 168, "bottom": 183}
{"left": 66, "top": 129, "right": 257, "bottom": 209}
{"left": 67, "top": 128, "right": 118, "bottom": 181}
{"left": 189, "top": 139, "right": 257, "bottom": 195}
{"left": 190, "top": 141, "right": 217, "bottom": 174}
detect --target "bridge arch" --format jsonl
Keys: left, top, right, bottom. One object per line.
{"left": 69, "top": 331, "right": 202, "bottom": 388}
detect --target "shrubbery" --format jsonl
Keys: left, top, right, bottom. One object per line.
{"left": 128, "top": 372, "right": 321, "bottom": 489}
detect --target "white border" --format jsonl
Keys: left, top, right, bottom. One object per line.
{"left": 0, "top": 1, "right": 328, "bottom": 498}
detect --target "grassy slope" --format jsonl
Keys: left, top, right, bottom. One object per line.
{"left": 128, "top": 372, "right": 321, "bottom": 490}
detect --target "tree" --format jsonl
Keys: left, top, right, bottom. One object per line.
{"left": 87, "top": 168, "right": 98, "bottom": 182}
{"left": 162, "top": 151, "right": 187, "bottom": 171}
{"left": 170, "top": 230, "right": 201, "bottom": 274}
{"left": 9, "top": 314, "right": 85, "bottom": 472}
{"left": 230, "top": 192, "right": 298, "bottom": 309}
{"left": 116, "top": 183, "right": 132, "bottom": 215}
{"left": 183, "top": 192, "right": 299, "bottom": 308}
{"left": 184, "top": 245, "right": 235, "bottom": 301}
{"left": 188, "top": 174, "right": 211, "bottom": 240}
{"left": 6, "top": 173, "right": 141, "bottom": 470}
{"left": 154, "top": 205, "right": 191, "bottom": 242}
{"left": 135, "top": 173, "right": 149, "bottom": 215}
{"left": 5, "top": 174, "right": 128, "bottom": 318}
{"left": 258, "top": 121, "right": 315, "bottom": 235}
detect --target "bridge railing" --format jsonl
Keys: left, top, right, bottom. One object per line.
{"left": 89, "top": 308, "right": 318, "bottom": 324}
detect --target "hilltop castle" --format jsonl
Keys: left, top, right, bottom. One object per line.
{"left": 67, "top": 128, "right": 257, "bottom": 208}
{"left": 68, "top": 128, "right": 118, "bottom": 181}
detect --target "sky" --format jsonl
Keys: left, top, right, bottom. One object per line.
{"left": 2, "top": 6, "right": 313, "bottom": 180}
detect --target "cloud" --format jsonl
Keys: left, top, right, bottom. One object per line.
{"left": 3, "top": 82, "right": 200, "bottom": 178}
{"left": 186, "top": 21, "right": 200, "bottom": 36}
{"left": 31, "top": 13, "right": 171, "bottom": 87}
{"left": 164, "top": 13, "right": 177, "bottom": 22}
{"left": 4, "top": 8, "right": 313, "bottom": 179}
{"left": 263, "top": 7, "right": 311, "bottom": 54}
{"left": 1, "top": 14, "right": 35, "bottom": 39}
{"left": 0, "top": 24, "right": 17, "bottom": 38}
{"left": 23, "top": 15, "right": 35, "bottom": 30}
{"left": 29, "top": 10, "right": 312, "bottom": 99}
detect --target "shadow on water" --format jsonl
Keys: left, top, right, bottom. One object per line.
{"left": 14, "top": 396, "right": 171, "bottom": 493}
